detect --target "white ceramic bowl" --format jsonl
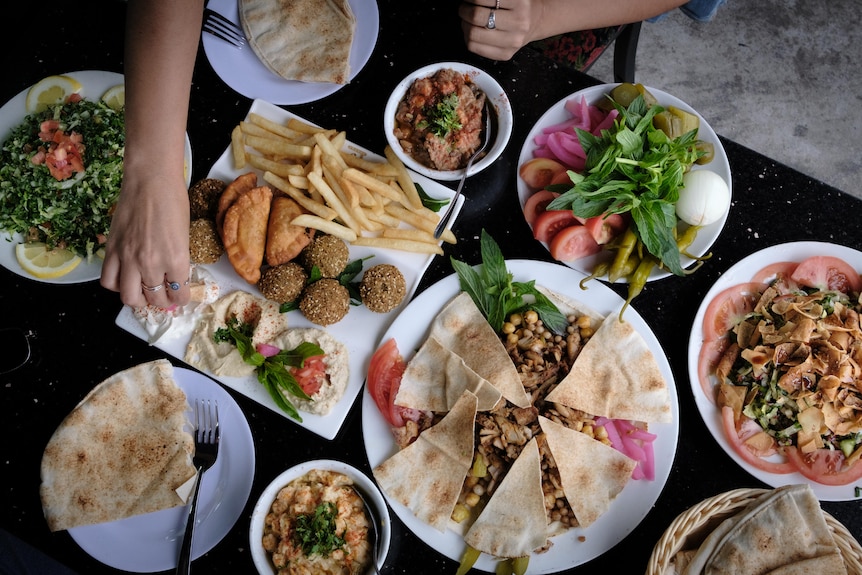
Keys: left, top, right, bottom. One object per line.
{"left": 384, "top": 62, "right": 513, "bottom": 181}
{"left": 249, "top": 459, "right": 391, "bottom": 575}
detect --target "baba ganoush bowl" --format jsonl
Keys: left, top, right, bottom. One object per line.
{"left": 249, "top": 459, "right": 391, "bottom": 575}
{"left": 384, "top": 62, "right": 512, "bottom": 181}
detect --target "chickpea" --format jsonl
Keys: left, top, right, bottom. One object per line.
{"left": 502, "top": 322, "right": 516, "bottom": 334}
{"left": 524, "top": 309, "right": 539, "bottom": 325}
{"left": 509, "top": 313, "right": 523, "bottom": 327}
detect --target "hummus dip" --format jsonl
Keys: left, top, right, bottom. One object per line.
{"left": 271, "top": 327, "right": 349, "bottom": 416}
{"left": 184, "top": 290, "right": 288, "bottom": 377}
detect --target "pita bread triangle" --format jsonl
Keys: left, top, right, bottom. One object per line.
{"left": 39, "top": 359, "right": 195, "bottom": 531}
{"left": 373, "top": 390, "right": 477, "bottom": 532}
{"left": 427, "top": 292, "right": 530, "bottom": 408}
{"left": 396, "top": 335, "right": 503, "bottom": 412}
{"left": 545, "top": 313, "right": 672, "bottom": 423}
{"left": 538, "top": 415, "right": 636, "bottom": 528}
{"left": 464, "top": 437, "right": 548, "bottom": 558}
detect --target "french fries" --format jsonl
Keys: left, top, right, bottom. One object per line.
{"left": 228, "top": 112, "right": 458, "bottom": 256}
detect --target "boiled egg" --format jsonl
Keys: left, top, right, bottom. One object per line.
{"left": 675, "top": 170, "right": 730, "bottom": 226}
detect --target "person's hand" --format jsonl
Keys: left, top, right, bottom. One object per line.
{"left": 100, "top": 169, "right": 191, "bottom": 309}
{"left": 459, "top": 0, "right": 541, "bottom": 60}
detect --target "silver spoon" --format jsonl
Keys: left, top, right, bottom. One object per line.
{"left": 433, "top": 102, "right": 493, "bottom": 239}
{"left": 349, "top": 485, "right": 382, "bottom": 574}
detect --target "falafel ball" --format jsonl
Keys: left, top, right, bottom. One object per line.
{"left": 258, "top": 262, "right": 308, "bottom": 304}
{"left": 189, "top": 218, "right": 224, "bottom": 264}
{"left": 188, "top": 178, "right": 226, "bottom": 220}
{"left": 300, "top": 234, "right": 349, "bottom": 278}
{"left": 359, "top": 264, "right": 407, "bottom": 313}
{"left": 299, "top": 278, "right": 350, "bottom": 326}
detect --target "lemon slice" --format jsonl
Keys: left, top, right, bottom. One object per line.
{"left": 15, "top": 242, "right": 83, "bottom": 279}
{"left": 101, "top": 83, "right": 125, "bottom": 111}
{"left": 25, "top": 75, "right": 83, "bottom": 114}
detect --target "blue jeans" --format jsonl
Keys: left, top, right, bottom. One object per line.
{"left": 649, "top": 0, "right": 728, "bottom": 22}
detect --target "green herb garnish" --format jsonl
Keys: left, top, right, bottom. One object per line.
{"left": 294, "top": 501, "right": 346, "bottom": 557}
{"left": 213, "top": 318, "right": 322, "bottom": 421}
{"left": 425, "top": 93, "right": 462, "bottom": 138}
{"left": 547, "top": 94, "right": 703, "bottom": 276}
{"left": 416, "top": 182, "right": 450, "bottom": 212}
{"left": 450, "top": 229, "right": 567, "bottom": 334}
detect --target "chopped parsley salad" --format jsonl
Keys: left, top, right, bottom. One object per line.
{"left": 0, "top": 95, "right": 125, "bottom": 260}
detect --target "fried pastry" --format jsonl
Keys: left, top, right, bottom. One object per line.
{"left": 216, "top": 172, "right": 258, "bottom": 236}
{"left": 265, "top": 196, "right": 315, "bottom": 266}
{"left": 222, "top": 185, "right": 273, "bottom": 284}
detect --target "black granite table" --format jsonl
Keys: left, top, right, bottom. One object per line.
{"left": 3, "top": 1, "right": 861, "bottom": 574}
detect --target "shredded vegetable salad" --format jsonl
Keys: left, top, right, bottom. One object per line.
{"left": 0, "top": 98, "right": 125, "bottom": 259}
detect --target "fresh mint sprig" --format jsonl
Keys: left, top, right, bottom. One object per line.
{"left": 450, "top": 230, "right": 567, "bottom": 334}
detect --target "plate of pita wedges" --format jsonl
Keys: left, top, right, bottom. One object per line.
{"left": 362, "top": 259, "right": 680, "bottom": 573}
{"left": 39, "top": 360, "right": 255, "bottom": 572}
{"left": 202, "top": 0, "right": 378, "bottom": 104}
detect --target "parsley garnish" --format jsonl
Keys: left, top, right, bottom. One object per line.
{"left": 450, "top": 230, "right": 567, "bottom": 334}
{"left": 546, "top": 94, "right": 704, "bottom": 276}
{"left": 425, "top": 94, "right": 462, "bottom": 138}
{"left": 294, "top": 501, "right": 346, "bottom": 557}
{"left": 213, "top": 318, "right": 322, "bottom": 421}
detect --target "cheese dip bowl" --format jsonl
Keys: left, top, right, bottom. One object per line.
{"left": 250, "top": 459, "right": 391, "bottom": 575}
{"left": 384, "top": 62, "right": 512, "bottom": 181}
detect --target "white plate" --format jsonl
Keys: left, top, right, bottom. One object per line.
{"left": 115, "top": 99, "right": 463, "bottom": 440}
{"left": 517, "top": 83, "right": 732, "bottom": 282}
{"left": 68, "top": 367, "right": 255, "bottom": 572}
{"left": 362, "top": 259, "right": 680, "bottom": 573}
{"left": 249, "top": 459, "right": 391, "bottom": 575}
{"left": 0, "top": 70, "right": 193, "bottom": 284}
{"left": 383, "top": 62, "right": 513, "bottom": 181}
{"left": 689, "top": 241, "right": 862, "bottom": 502}
{"left": 202, "top": 0, "right": 379, "bottom": 105}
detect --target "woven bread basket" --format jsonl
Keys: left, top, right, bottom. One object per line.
{"left": 645, "top": 487, "right": 862, "bottom": 575}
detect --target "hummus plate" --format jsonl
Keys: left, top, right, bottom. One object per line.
{"left": 116, "top": 100, "right": 463, "bottom": 440}
{"left": 362, "top": 259, "right": 680, "bottom": 573}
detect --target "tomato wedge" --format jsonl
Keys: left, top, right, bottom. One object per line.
{"left": 583, "top": 213, "right": 627, "bottom": 245}
{"left": 697, "top": 337, "right": 730, "bottom": 404}
{"left": 367, "top": 338, "right": 405, "bottom": 427}
{"left": 785, "top": 446, "right": 862, "bottom": 486}
{"left": 751, "top": 261, "right": 798, "bottom": 284}
{"left": 789, "top": 255, "right": 862, "bottom": 294}
{"left": 720, "top": 406, "right": 795, "bottom": 475}
{"left": 523, "top": 190, "right": 559, "bottom": 226}
{"left": 549, "top": 225, "right": 601, "bottom": 262}
{"left": 701, "top": 282, "right": 764, "bottom": 342}
{"left": 533, "top": 209, "right": 581, "bottom": 243}
{"left": 290, "top": 355, "right": 327, "bottom": 396}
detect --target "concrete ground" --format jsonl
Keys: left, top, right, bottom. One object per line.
{"left": 588, "top": 0, "right": 862, "bottom": 199}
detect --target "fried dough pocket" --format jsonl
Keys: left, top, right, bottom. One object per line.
{"left": 222, "top": 185, "right": 272, "bottom": 284}
{"left": 266, "top": 195, "right": 315, "bottom": 267}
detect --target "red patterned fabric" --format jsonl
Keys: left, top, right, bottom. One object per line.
{"left": 529, "top": 26, "right": 624, "bottom": 71}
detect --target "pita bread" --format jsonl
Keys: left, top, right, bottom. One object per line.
{"left": 545, "top": 314, "right": 672, "bottom": 423}
{"left": 239, "top": 0, "right": 355, "bottom": 85}
{"left": 373, "top": 390, "right": 477, "bottom": 532}
{"left": 538, "top": 416, "right": 636, "bottom": 528}
{"left": 464, "top": 437, "right": 548, "bottom": 558}
{"left": 396, "top": 336, "right": 503, "bottom": 412}
{"left": 428, "top": 292, "right": 530, "bottom": 408}
{"left": 683, "top": 484, "right": 847, "bottom": 575}
{"left": 40, "top": 359, "right": 195, "bottom": 531}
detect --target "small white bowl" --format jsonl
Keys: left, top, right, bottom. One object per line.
{"left": 249, "top": 459, "right": 391, "bottom": 575}
{"left": 384, "top": 62, "right": 513, "bottom": 181}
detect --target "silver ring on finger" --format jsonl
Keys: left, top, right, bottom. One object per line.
{"left": 494, "top": 0, "right": 501, "bottom": 8}
{"left": 166, "top": 277, "right": 190, "bottom": 291}
{"left": 486, "top": 8, "right": 496, "bottom": 29}
{"left": 141, "top": 281, "right": 164, "bottom": 293}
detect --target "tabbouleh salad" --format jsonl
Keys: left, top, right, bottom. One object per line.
{"left": 0, "top": 97, "right": 125, "bottom": 259}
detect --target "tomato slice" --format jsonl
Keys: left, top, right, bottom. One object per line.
{"left": 518, "top": 157, "right": 567, "bottom": 189}
{"left": 701, "top": 282, "right": 764, "bottom": 342}
{"left": 533, "top": 209, "right": 581, "bottom": 243}
{"left": 789, "top": 255, "right": 862, "bottom": 294}
{"left": 367, "top": 338, "right": 404, "bottom": 427}
{"left": 751, "top": 261, "right": 798, "bottom": 284}
{"left": 290, "top": 355, "right": 327, "bottom": 396}
{"left": 583, "top": 213, "right": 627, "bottom": 245}
{"left": 548, "top": 225, "right": 601, "bottom": 262}
{"left": 697, "top": 337, "right": 730, "bottom": 404}
{"left": 785, "top": 446, "right": 862, "bottom": 486}
{"left": 720, "top": 406, "right": 795, "bottom": 475}
{"left": 523, "top": 190, "right": 559, "bottom": 226}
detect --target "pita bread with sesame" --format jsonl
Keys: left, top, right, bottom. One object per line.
{"left": 39, "top": 359, "right": 195, "bottom": 532}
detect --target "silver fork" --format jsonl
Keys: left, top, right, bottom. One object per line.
{"left": 176, "top": 400, "right": 220, "bottom": 574}
{"left": 433, "top": 102, "right": 493, "bottom": 239}
{"left": 202, "top": 9, "right": 245, "bottom": 48}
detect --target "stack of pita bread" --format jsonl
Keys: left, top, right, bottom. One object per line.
{"left": 373, "top": 289, "right": 672, "bottom": 559}
{"left": 40, "top": 359, "right": 196, "bottom": 531}
{"left": 239, "top": 0, "right": 356, "bottom": 85}
{"left": 670, "top": 485, "right": 848, "bottom": 575}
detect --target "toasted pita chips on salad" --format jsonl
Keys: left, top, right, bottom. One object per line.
{"left": 396, "top": 335, "right": 503, "bottom": 412}
{"left": 546, "top": 312, "right": 672, "bottom": 423}
{"left": 373, "top": 390, "right": 478, "bottom": 532}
